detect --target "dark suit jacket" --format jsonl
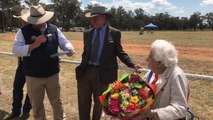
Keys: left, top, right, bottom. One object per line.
{"left": 76, "top": 25, "right": 135, "bottom": 84}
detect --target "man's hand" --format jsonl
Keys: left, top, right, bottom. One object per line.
{"left": 66, "top": 49, "right": 75, "bottom": 57}
{"left": 134, "top": 64, "right": 143, "bottom": 73}
{"left": 28, "top": 35, "right": 47, "bottom": 53}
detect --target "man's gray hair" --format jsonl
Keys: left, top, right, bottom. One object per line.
{"left": 151, "top": 39, "right": 178, "bottom": 67}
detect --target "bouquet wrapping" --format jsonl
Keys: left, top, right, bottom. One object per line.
{"left": 99, "top": 73, "right": 156, "bottom": 118}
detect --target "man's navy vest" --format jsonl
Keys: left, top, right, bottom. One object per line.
{"left": 21, "top": 23, "right": 59, "bottom": 77}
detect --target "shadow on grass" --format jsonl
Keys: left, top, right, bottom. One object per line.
{"left": 0, "top": 109, "right": 9, "bottom": 120}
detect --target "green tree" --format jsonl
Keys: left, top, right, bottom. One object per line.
{"left": 125, "top": 10, "right": 135, "bottom": 30}
{"left": 24, "top": 0, "right": 40, "bottom": 6}
{"left": 153, "top": 12, "right": 171, "bottom": 30}
{"left": 0, "top": 0, "right": 22, "bottom": 32}
{"left": 108, "top": 7, "right": 118, "bottom": 29}
{"left": 135, "top": 8, "right": 145, "bottom": 20}
{"left": 134, "top": 8, "right": 146, "bottom": 30}
{"left": 205, "top": 12, "right": 213, "bottom": 30}
{"left": 189, "top": 12, "right": 202, "bottom": 31}
{"left": 116, "top": 6, "right": 127, "bottom": 30}
{"left": 180, "top": 17, "right": 189, "bottom": 30}
{"left": 51, "top": 0, "right": 81, "bottom": 31}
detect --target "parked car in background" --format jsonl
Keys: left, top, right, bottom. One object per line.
{"left": 7, "top": 27, "right": 19, "bottom": 32}
{"left": 70, "top": 27, "right": 85, "bottom": 32}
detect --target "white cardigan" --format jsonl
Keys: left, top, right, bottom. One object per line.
{"left": 144, "top": 66, "right": 188, "bottom": 120}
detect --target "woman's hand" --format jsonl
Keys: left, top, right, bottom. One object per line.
{"left": 130, "top": 109, "right": 150, "bottom": 120}
{"left": 111, "top": 117, "right": 121, "bottom": 120}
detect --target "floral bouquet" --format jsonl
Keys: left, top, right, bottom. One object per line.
{"left": 99, "top": 73, "right": 156, "bottom": 118}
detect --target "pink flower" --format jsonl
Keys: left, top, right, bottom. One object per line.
{"left": 123, "top": 88, "right": 131, "bottom": 94}
{"left": 108, "top": 99, "right": 121, "bottom": 114}
{"left": 139, "top": 88, "right": 150, "bottom": 99}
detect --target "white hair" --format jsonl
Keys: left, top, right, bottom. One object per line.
{"left": 151, "top": 39, "right": 178, "bottom": 67}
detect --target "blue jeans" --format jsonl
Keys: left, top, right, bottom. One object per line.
{"left": 12, "top": 62, "right": 31, "bottom": 114}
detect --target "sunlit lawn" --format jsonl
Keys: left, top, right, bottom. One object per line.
{"left": 0, "top": 31, "right": 213, "bottom": 119}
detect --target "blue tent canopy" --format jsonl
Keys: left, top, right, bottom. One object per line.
{"left": 144, "top": 23, "right": 158, "bottom": 28}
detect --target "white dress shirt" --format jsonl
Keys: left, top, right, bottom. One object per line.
{"left": 13, "top": 23, "right": 73, "bottom": 57}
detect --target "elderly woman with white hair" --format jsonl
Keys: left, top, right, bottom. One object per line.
{"left": 130, "top": 39, "right": 188, "bottom": 120}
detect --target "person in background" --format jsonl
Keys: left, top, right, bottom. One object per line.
{"left": 131, "top": 39, "right": 188, "bottom": 120}
{"left": 13, "top": 9, "right": 28, "bottom": 26}
{"left": 5, "top": 9, "right": 32, "bottom": 120}
{"left": 12, "top": 4, "right": 75, "bottom": 120}
{"left": 75, "top": 5, "right": 142, "bottom": 120}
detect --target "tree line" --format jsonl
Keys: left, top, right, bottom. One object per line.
{"left": 0, "top": 0, "right": 213, "bottom": 32}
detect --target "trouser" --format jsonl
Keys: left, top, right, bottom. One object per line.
{"left": 77, "top": 67, "right": 109, "bottom": 120}
{"left": 26, "top": 73, "right": 66, "bottom": 120}
{"left": 12, "top": 63, "right": 31, "bottom": 114}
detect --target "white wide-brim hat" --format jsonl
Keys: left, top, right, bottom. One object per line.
{"left": 13, "top": 9, "right": 28, "bottom": 19}
{"left": 85, "top": 6, "right": 111, "bottom": 19}
{"left": 22, "top": 4, "right": 54, "bottom": 25}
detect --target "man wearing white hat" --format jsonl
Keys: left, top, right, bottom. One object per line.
{"left": 76, "top": 5, "right": 142, "bottom": 120}
{"left": 12, "top": 4, "right": 75, "bottom": 120}
{"left": 13, "top": 9, "right": 28, "bottom": 26}
{"left": 5, "top": 9, "right": 32, "bottom": 120}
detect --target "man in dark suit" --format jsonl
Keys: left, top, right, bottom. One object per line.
{"left": 75, "top": 5, "right": 142, "bottom": 120}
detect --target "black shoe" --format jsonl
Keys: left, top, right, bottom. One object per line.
{"left": 4, "top": 112, "right": 20, "bottom": 120}
{"left": 19, "top": 112, "right": 30, "bottom": 120}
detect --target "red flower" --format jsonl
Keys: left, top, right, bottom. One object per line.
{"left": 125, "top": 103, "right": 139, "bottom": 113}
{"left": 108, "top": 99, "right": 121, "bottom": 114}
{"left": 129, "top": 74, "right": 140, "bottom": 83}
{"left": 139, "top": 88, "right": 150, "bottom": 99}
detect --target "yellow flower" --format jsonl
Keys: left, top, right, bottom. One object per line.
{"left": 130, "top": 96, "right": 139, "bottom": 104}
{"left": 146, "top": 97, "right": 153, "bottom": 102}
{"left": 111, "top": 93, "right": 119, "bottom": 99}
{"left": 125, "top": 83, "right": 129, "bottom": 87}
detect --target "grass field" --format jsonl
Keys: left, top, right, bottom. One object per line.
{"left": 0, "top": 31, "right": 213, "bottom": 120}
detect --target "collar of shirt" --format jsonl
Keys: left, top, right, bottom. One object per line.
{"left": 94, "top": 24, "right": 107, "bottom": 39}
{"left": 40, "top": 23, "right": 47, "bottom": 34}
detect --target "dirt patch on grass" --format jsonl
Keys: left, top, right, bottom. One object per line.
{"left": 71, "top": 41, "right": 213, "bottom": 62}
{"left": 2, "top": 34, "right": 213, "bottom": 62}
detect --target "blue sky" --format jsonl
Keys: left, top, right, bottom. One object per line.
{"left": 42, "top": 0, "right": 213, "bottom": 17}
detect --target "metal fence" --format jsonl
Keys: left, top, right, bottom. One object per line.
{"left": 0, "top": 52, "right": 212, "bottom": 120}
{"left": 1, "top": 52, "right": 213, "bottom": 81}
